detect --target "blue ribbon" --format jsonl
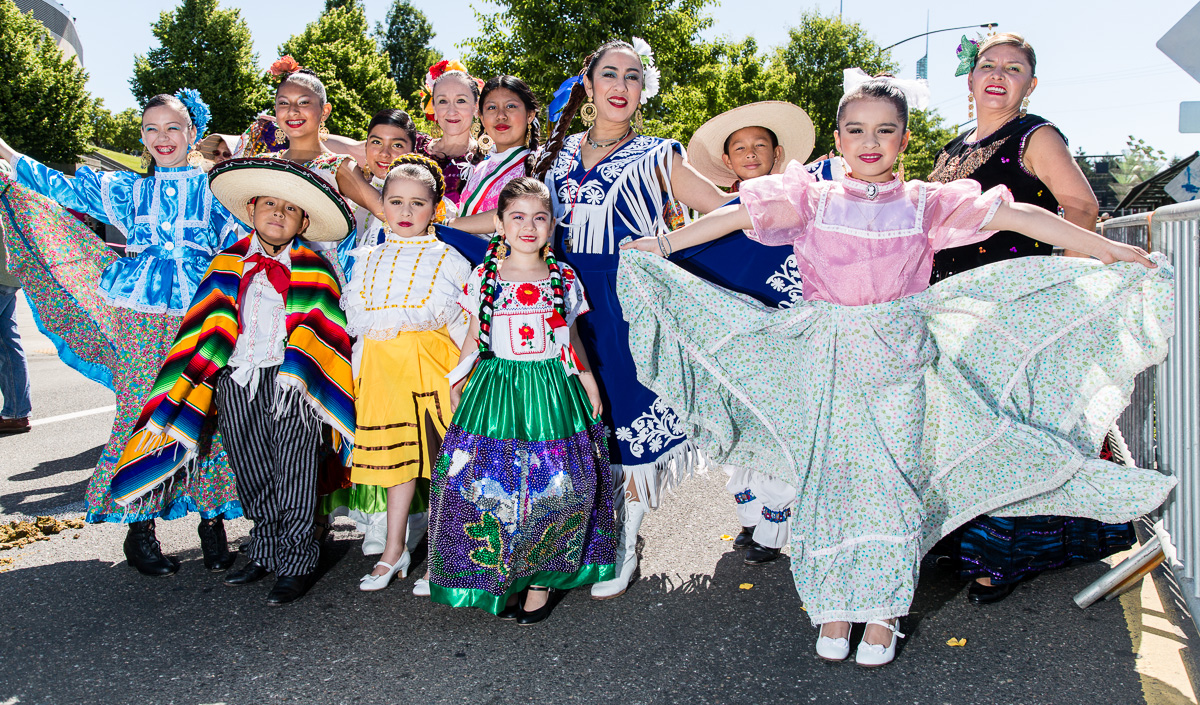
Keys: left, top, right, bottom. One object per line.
{"left": 548, "top": 75, "right": 584, "bottom": 123}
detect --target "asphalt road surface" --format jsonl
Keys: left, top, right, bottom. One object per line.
{"left": 0, "top": 294, "right": 1174, "bottom": 705}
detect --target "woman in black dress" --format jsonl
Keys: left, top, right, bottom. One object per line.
{"left": 929, "top": 32, "right": 1135, "bottom": 605}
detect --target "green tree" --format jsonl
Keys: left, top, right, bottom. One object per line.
{"left": 773, "top": 11, "right": 897, "bottom": 157}
{"left": 904, "top": 108, "right": 956, "bottom": 180}
{"left": 131, "top": 0, "right": 269, "bottom": 135}
{"left": 376, "top": 0, "right": 439, "bottom": 109}
{"left": 463, "top": 0, "right": 717, "bottom": 125}
{"left": 278, "top": 0, "right": 400, "bottom": 139}
{"left": 1111, "top": 135, "right": 1168, "bottom": 200}
{"left": 91, "top": 100, "right": 143, "bottom": 154}
{"left": 0, "top": 0, "right": 93, "bottom": 163}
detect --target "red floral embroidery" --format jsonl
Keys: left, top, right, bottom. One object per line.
{"left": 563, "top": 268, "right": 576, "bottom": 281}
{"left": 515, "top": 283, "right": 540, "bottom": 305}
{"left": 518, "top": 324, "right": 535, "bottom": 347}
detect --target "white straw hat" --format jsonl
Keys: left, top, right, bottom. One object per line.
{"left": 208, "top": 157, "right": 353, "bottom": 243}
{"left": 687, "top": 101, "right": 816, "bottom": 187}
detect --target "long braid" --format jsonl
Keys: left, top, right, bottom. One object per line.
{"left": 523, "top": 117, "right": 542, "bottom": 175}
{"left": 533, "top": 81, "right": 587, "bottom": 180}
{"left": 385, "top": 153, "right": 446, "bottom": 202}
{"left": 476, "top": 233, "right": 505, "bottom": 355}
{"left": 543, "top": 245, "right": 567, "bottom": 320}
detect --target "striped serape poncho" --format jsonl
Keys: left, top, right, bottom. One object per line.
{"left": 111, "top": 235, "right": 355, "bottom": 506}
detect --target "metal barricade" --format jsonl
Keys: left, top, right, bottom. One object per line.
{"left": 1103, "top": 203, "right": 1200, "bottom": 624}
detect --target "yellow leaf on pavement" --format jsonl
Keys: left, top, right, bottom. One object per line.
{"left": 946, "top": 637, "right": 967, "bottom": 647}
{"left": 739, "top": 583, "right": 754, "bottom": 590}
{"left": 720, "top": 535, "right": 734, "bottom": 540}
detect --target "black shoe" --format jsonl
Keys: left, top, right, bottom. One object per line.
{"left": 498, "top": 590, "right": 527, "bottom": 620}
{"left": 123, "top": 520, "right": 180, "bottom": 577}
{"left": 266, "top": 574, "right": 313, "bottom": 606}
{"left": 224, "top": 559, "right": 270, "bottom": 586}
{"left": 733, "top": 527, "right": 756, "bottom": 550}
{"left": 744, "top": 543, "right": 782, "bottom": 565}
{"left": 967, "top": 580, "right": 1017, "bottom": 605}
{"left": 197, "top": 517, "right": 237, "bottom": 572}
{"left": 516, "top": 586, "right": 565, "bottom": 625}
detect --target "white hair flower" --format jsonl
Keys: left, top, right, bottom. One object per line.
{"left": 631, "top": 37, "right": 654, "bottom": 63}
{"left": 641, "top": 65, "right": 661, "bottom": 103}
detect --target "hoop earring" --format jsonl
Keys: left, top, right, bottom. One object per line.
{"left": 633, "top": 108, "right": 643, "bottom": 133}
{"left": 319, "top": 121, "right": 330, "bottom": 142}
{"left": 967, "top": 92, "right": 974, "bottom": 120}
{"left": 1020, "top": 96, "right": 1030, "bottom": 118}
{"left": 140, "top": 148, "right": 152, "bottom": 170}
{"left": 580, "top": 100, "right": 597, "bottom": 127}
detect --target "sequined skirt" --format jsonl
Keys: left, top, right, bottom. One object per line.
{"left": 427, "top": 356, "right": 616, "bottom": 614}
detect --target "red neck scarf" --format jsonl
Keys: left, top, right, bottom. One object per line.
{"left": 237, "top": 246, "right": 291, "bottom": 332}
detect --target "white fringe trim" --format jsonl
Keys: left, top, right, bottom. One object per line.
{"left": 611, "top": 438, "right": 706, "bottom": 510}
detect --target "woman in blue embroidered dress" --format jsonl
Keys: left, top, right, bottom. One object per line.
{"left": 0, "top": 91, "right": 243, "bottom": 577}
{"left": 529, "top": 39, "right": 739, "bottom": 599}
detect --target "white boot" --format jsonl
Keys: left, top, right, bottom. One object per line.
{"left": 591, "top": 499, "right": 647, "bottom": 600}
{"left": 406, "top": 512, "right": 429, "bottom": 553}
{"left": 360, "top": 512, "right": 387, "bottom": 556}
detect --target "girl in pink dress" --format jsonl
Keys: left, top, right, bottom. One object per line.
{"left": 619, "top": 78, "right": 1173, "bottom": 667}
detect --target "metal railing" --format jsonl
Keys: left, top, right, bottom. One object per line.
{"left": 1101, "top": 202, "right": 1200, "bottom": 624}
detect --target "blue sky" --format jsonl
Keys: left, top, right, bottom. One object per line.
{"left": 60, "top": 0, "right": 1200, "bottom": 159}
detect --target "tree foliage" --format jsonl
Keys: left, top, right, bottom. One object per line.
{"left": 0, "top": 0, "right": 93, "bottom": 163}
{"left": 1111, "top": 135, "right": 1168, "bottom": 199}
{"left": 130, "top": 0, "right": 269, "bottom": 135}
{"left": 376, "top": 0, "right": 439, "bottom": 109}
{"left": 463, "top": 0, "right": 717, "bottom": 122}
{"left": 278, "top": 0, "right": 400, "bottom": 139}
{"left": 91, "top": 100, "right": 143, "bottom": 154}
{"left": 904, "top": 109, "right": 957, "bottom": 180}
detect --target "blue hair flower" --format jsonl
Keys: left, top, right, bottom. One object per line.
{"left": 549, "top": 75, "right": 584, "bottom": 123}
{"left": 174, "top": 88, "right": 211, "bottom": 144}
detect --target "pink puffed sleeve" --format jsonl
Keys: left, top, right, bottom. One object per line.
{"left": 924, "top": 180, "right": 1014, "bottom": 251}
{"left": 738, "top": 161, "right": 819, "bottom": 247}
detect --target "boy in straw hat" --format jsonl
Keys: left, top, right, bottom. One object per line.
{"left": 111, "top": 157, "right": 356, "bottom": 606}
{"left": 686, "top": 101, "right": 838, "bottom": 566}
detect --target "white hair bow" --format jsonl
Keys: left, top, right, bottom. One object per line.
{"left": 842, "top": 68, "right": 930, "bottom": 111}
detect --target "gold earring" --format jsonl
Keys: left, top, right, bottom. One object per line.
{"left": 187, "top": 148, "right": 205, "bottom": 168}
{"left": 1020, "top": 96, "right": 1030, "bottom": 118}
{"left": 580, "top": 99, "right": 597, "bottom": 127}
{"left": 318, "top": 121, "right": 330, "bottom": 141}
{"left": 429, "top": 121, "right": 442, "bottom": 139}
{"left": 140, "top": 148, "right": 152, "bottom": 170}
{"left": 427, "top": 223, "right": 437, "bottom": 236}
{"left": 967, "top": 92, "right": 974, "bottom": 120}
{"left": 540, "top": 244, "right": 551, "bottom": 259}
{"left": 471, "top": 119, "right": 481, "bottom": 138}
{"left": 633, "top": 108, "right": 643, "bottom": 133}
{"left": 496, "top": 240, "right": 509, "bottom": 261}
{"left": 478, "top": 131, "right": 494, "bottom": 153}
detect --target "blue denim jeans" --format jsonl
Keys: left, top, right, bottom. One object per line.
{"left": 0, "top": 286, "right": 32, "bottom": 418}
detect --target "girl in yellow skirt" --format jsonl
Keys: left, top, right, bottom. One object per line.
{"left": 341, "top": 154, "right": 471, "bottom": 590}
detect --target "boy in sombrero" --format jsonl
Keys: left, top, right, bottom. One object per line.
{"left": 686, "top": 101, "right": 834, "bottom": 566}
{"left": 111, "top": 157, "right": 355, "bottom": 605}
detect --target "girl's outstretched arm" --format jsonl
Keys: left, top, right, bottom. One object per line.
{"left": 619, "top": 203, "right": 752, "bottom": 256}
{"left": 986, "top": 201, "right": 1154, "bottom": 267}
{"left": 335, "top": 159, "right": 386, "bottom": 220}
{"left": 569, "top": 325, "right": 602, "bottom": 419}
{"left": 450, "top": 315, "right": 481, "bottom": 411}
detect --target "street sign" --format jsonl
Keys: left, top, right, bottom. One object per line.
{"left": 1182, "top": 102, "right": 1200, "bottom": 133}
{"left": 1158, "top": 2, "right": 1200, "bottom": 82}
{"left": 1164, "top": 162, "right": 1199, "bottom": 203}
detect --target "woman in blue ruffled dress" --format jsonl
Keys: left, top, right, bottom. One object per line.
{"left": 0, "top": 90, "right": 243, "bottom": 577}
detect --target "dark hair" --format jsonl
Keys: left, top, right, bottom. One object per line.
{"left": 534, "top": 39, "right": 640, "bottom": 179}
{"left": 477, "top": 177, "right": 564, "bottom": 354}
{"left": 382, "top": 153, "right": 446, "bottom": 203}
{"left": 836, "top": 76, "right": 909, "bottom": 131}
{"left": 278, "top": 68, "right": 328, "bottom": 104}
{"left": 480, "top": 75, "right": 542, "bottom": 173}
{"left": 142, "top": 94, "right": 191, "bottom": 125}
{"left": 974, "top": 32, "right": 1037, "bottom": 77}
{"left": 432, "top": 70, "right": 481, "bottom": 105}
{"left": 367, "top": 109, "right": 417, "bottom": 149}
{"left": 722, "top": 125, "right": 779, "bottom": 155}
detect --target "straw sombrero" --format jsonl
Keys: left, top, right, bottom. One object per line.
{"left": 209, "top": 157, "right": 353, "bottom": 243}
{"left": 687, "top": 102, "right": 816, "bottom": 188}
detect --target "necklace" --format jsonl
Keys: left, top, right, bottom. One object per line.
{"left": 585, "top": 126, "right": 632, "bottom": 150}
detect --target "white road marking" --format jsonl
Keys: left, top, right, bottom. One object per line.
{"left": 30, "top": 406, "right": 116, "bottom": 427}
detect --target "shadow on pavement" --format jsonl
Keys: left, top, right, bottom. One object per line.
{"left": 10, "top": 444, "right": 105, "bottom": 482}
{"left": 0, "top": 534, "right": 1150, "bottom": 705}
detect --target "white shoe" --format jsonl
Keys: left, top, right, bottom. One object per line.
{"left": 855, "top": 619, "right": 905, "bottom": 667}
{"left": 815, "top": 624, "right": 851, "bottom": 661}
{"left": 412, "top": 578, "right": 430, "bottom": 597}
{"left": 591, "top": 498, "right": 647, "bottom": 600}
{"left": 361, "top": 515, "right": 387, "bottom": 556}
{"left": 359, "top": 552, "right": 410, "bottom": 591}
{"left": 406, "top": 512, "right": 429, "bottom": 553}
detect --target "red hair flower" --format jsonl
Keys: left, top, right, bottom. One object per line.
{"left": 270, "top": 55, "right": 301, "bottom": 77}
{"left": 515, "top": 283, "right": 540, "bottom": 306}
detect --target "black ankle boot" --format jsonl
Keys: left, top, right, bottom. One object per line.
{"left": 197, "top": 517, "right": 237, "bottom": 572}
{"left": 123, "top": 520, "right": 180, "bottom": 577}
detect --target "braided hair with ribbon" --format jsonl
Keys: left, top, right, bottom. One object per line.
{"left": 382, "top": 153, "right": 447, "bottom": 218}
{"left": 476, "top": 177, "right": 564, "bottom": 356}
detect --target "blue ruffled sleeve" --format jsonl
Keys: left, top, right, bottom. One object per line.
{"left": 209, "top": 197, "right": 245, "bottom": 250}
{"left": 15, "top": 155, "right": 137, "bottom": 232}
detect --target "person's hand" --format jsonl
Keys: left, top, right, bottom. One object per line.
{"left": 619, "top": 235, "right": 666, "bottom": 257}
{"left": 580, "top": 371, "right": 603, "bottom": 419}
{"left": 450, "top": 378, "right": 466, "bottom": 411}
{"left": 1097, "top": 240, "right": 1155, "bottom": 268}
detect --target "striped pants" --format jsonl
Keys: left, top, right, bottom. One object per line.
{"left": 216, "top": 367, "right": 320, "bottom": 576}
